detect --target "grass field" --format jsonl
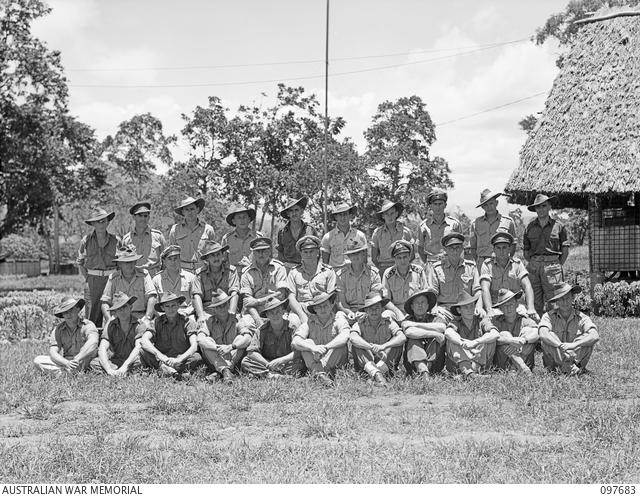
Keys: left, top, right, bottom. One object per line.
{"left": 1, "top": 316, "right": 639, "bottom": 484}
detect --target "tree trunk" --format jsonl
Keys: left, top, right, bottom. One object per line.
{"left": 53, "top": 200, "right": 60, "bottom": 273}
{"left": 40, "top": 214, "right": 54, "bottom": 274}
{"left": 258, "top": 201, "right": 267, "bottom": 232}
{"left": 270, "top": 198, "right": 277, "bottom": 240}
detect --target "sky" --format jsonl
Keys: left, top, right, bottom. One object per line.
{"left": 32, "top": 0, "right": 568, "bottom": 218}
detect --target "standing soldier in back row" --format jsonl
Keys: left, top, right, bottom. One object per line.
{"left": 168, "top": 196, "right": 216, "bottom": 273}
{"left": 122, "top": 202, "right": 166, "bottom": 277}
{"left": 469, "top": 189, "right": 516, "bottom": 267}
{"left": 418, "top": 188, "right": 460, "bottom": 264}
{"left": 523, "top": 194, "right": 569, "bottom": 317}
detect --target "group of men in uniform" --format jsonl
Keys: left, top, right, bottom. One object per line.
{"left": 33, "top": 188, "right": 599, "bottom": 384}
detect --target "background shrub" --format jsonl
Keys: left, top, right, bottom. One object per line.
{"left": 0, "top": 304, "right": 55, "bottom": 341}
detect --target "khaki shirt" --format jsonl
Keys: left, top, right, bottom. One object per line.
{"left": 77, "top": 231, "right": 119, "bottom": 270}
{"left": 152, "top": 269, "right": 202, "bottom": 308}
{"left": 240, "top": 260, "right": 288, "bottom": 299}
{"left": 122, "top": 227, "right": 166, "bottom": 274}
{"left": 480, "top": 257, "right": 529, "bottom": 301}
{"left": 382, "top": 263, "right": 433, "bottom": 307}
{"left": 145, "top": 314, "right": 197, "bottom": 356}
{"left": 101, "top": 269, "right": 156, "bottom": 314}
{"left": 539, "top": 309, "right": 597, "bottom": 343}
{"left": 418, "top": 215, "right": 460, "bottom": 262}
{"left": 491, "top": 314, "right": 537, "bottom": 337}
{"left": 168, "top": 219, "right": 216, "bottom": 263}
{"left": 102, "top": 318, "right": 140, "bottom": 367}
{"left": 203, "top": 314, "right": 254, "bottom": 344}
{"left": 320, "top": 227, "right": 367, "bottom": 268}
{"left": 370, "top": 222, "right": 415, "bottom": 266}
{"left": 336, "top": 263, "right": 383, "bottom": 309}
{"left": 197, "top": 265, "right": 240, "bottom": 303}
{"left": 447, "top": 316, "right": 496, "bottom": 340}
{"left": 523, "top": 217, "right": 569, "bottom": 256}
{"left": 247, "top": 315, "right": 301, "bottom": 360}
{"left": 352, "top": 310, "right": 401, "bottom": 345}
{"left": 433, "top": 257, "right": 480, "bottom": 305}
{"left": 49, "top": 319, "right": 99, "bottom": 359}
{"left": 221, "top": 228, "right": 264, "bottom": 267}
{"left": 276, "top": 221, "right": 318, "bottom": 264}
{"left": 294, "top": 310, "right": 350, "bottom": 346}
{"left": 286, "top": 262, "right": 337, "bottom": 303}
{"left": 469, "top": 213, "right": 516, "bottom": 258}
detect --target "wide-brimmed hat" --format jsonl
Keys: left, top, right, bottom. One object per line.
{"left": 154, "top": 292, "right": 186, "bottom": 312}
{"left": 85, "top": 208, "right": 115, "bottom": 226}
{"left": 200, "top": 241, "right": 229, "bottom": 260}
{"left": 53, "top": 297, "right": 85, "bottom": 318}
{"left": 225, "top": 204, "right": 256, "bottom": 226}
{"left": 359, "top": 292, "right": 389, "bottom": 311}
{"left": 344, "top": 239, "right": 368, "bottom": 255}
{"left": 113, "top": 246, "right": 143, "bottom": 263}
{"left": 441, "top": 231, "right": 465, "bottom": 247}
{"left": 260, "top": 295, "right": 288, "bottom": 318}
{"left": 129, "top": 202, "right": 151, "bottom": 215}
{"left": 376, "top": 200, "right": 404, "bottom": 221}
{"left": 280, "top": 197, "right": 309, "bottom": 219}
{"left": 296, "top": 235, "right": 321, "bottom": 252}
{"left": 490, "top": 230, "right": 515, "bottom": 246}
{"left": 451, "top": 291, "right": 480, "bottom": 316}
{"left": 174, "top": 196, "right": 205, "bottom": 216}
{"left": 492, "top": 288, "right": 523, "bottom": 308}
{"left": 160, "top": 245, "right": 181, "bottom": 259}
{"left": 109, "top": 292, "right": 137, "bottom": 312}
{"left": 204, "top": 291, "right": 232, "bottom": 310}
{"left": 250, "top": 237, "right": 272, "bottom": 251}
{"left": 477, "top": 189, "right": 502, "bottom": 208}
{"left": 329, "top": 202, "right": 357, "bottom": 220}
{"left": 527, "top": 194, "right": 555, "bottom": 212}
{"left": 391, "top": 239, "right": 413, "bottom": 257}
{"left": 307, "top": 291, "right": 337, "bottom": 314}
{"left": 427, "top": 188, "right": 448, "bottom": 204}
{"left": 547, "top": 282, "right": 581, "bottom": 302}
{"left": 404, "top": 288, "right": 437, "bottom": 315}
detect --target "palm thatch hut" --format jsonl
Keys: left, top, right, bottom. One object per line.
{"left": 505, "top": 7, "right": 640, "bottom": 287}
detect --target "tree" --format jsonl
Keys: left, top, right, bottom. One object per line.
{"left": 0, "top": 0, "right": 107, "bottom": 270}
{"left": 363, "top": 96, "right": 453, "bottom": 220}
{"left": 518, "top": 114, "right": 539, "bottom": 135}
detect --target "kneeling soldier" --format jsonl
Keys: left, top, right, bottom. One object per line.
{"left": 241, "top": 296, "right": 306, "bottom": 379}
{"left": 538, "top": 282, "right": 599, "bottom": 375}
{"left": 292, "top": 291, "right": 350, "bottom": 387}
{"left": 491, "top": 288, "right": 539, "bottom": 374}
{"left": 349, "top": 292, "right": 406, "bottom": 386}
{"left": 402, "top": 288, "right": 446, "bottom": 376}
{"left": 198, "top": 291, "right": 254, "bottom": 383}
{"left": 139, "top": 292, "right": 203, "bottom": 378}
{"left": 98, "top": 292, "right": 143, "bottom": 376}
{"left": 444, "top": 291, "right": 499, "bottom": 378}
{"left": 34, "top": 297, "right": 99, "bottom": 375}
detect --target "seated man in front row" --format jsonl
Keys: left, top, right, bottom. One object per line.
{"left": 444, "top": 291, "right": 499, "bottom": 378}
{"left": 491, "top": 288, "right": 539, "bottom": 374}
{"left": 34, "top": 297, "right": 99, "bottom": 374}
{"left": 198, "top": 291, "right": 254, "bottom": 383}
{"left": 98, "top": 292, "right": 143, "bottom": 376}
{"left": 349, "top": 291, "right": 406, "bottom": 386}
{"left": 538, "top": 282, "right": 599, "bottom": 375}
{"left": 139, "top": 292, "right": 203, "bottom": 378}
{"left": 292, "top": 291, "right": 350, "bottom": 387}
{"left": 241, "top": 296, "right": 306, "bottom": 379}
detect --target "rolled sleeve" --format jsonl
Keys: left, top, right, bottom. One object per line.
{"left": 143, "top": 274, "right": 157, "bottom": 297}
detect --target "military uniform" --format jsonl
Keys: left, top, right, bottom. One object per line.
{"left": 100, "top": 317, "right": 142, "bottom": 370}
{"left": 293, "top": 310, "right": 350, "bottom": 374}
{"left": 168, "top": 220, "right": 216, "bottom": 272}
{"left": 404, "top": 313, "right": 446, "bottom": 374}
{"left": 370, "top": 221, "right": 415, "bottom": 273}
{"left": 276, "top": 221, "right": 318, "bottom": 266}
{"left": 196, "top": 264, "right": 240, "bottom": 303}
{"left": 240, "top": 259, "right": 289, "bottom": 301}
{"left": 469, "top": 213, "right": 516, "bottom": 266}
{"left": 286, "top": 261, "right": 337, "bottom": 304}
{"left": 382, "top": 264, "right": 433, "bottom": 308}
{"left": 122, "top": 227, "right": 166, "bottom": 277}
{"left": 336, "top": 263, "right": 383, "bottom": 310}
{"left": 138, "top": 313, "right": 202, "bottom": 371}
{"left": 491, "top": 313, "right": 538, "bottom": 371}
{"left": 524, "top": 217, "right": 569, "bottom": 315}
{"left": 199, "top": 314, "right": 255, "bottom": 373}
{"left": 320, "top": 227, "right": 367, "bottom": 269}
{"left": 432, "top": 258, "right": 480, "bottom": 307}
{"left": 101, "top": 269, "right": 156, "bottom": 319}
{"left": 445, "top": 316, "right": 497, "bottom": 374}
{"left": 152, "top": 269, "right": 202, "bottom": 314}
{"left": 221, "top": 228, "right": 264, "bottom": 268}
{"left": 480, "top": 256, "right": 529, "bottom": 302}
{"left": 418, "top": 215, "right": 460, "bottom": 263}
{"left": 34, "top": 319, "right": 100, "bottom": 373}
{"left": 351, "top": 310, "right": 404, "bottom": 375}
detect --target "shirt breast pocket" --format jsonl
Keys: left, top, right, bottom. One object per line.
{"left": 460, "top": 273, "right": 472, "bottom": 291}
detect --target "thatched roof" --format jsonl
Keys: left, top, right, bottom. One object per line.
{"left": 505, "top": 8, "right": 640, "bottom": 209}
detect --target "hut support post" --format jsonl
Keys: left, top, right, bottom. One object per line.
{"left": 588, "top": 195, "right": 603, "bottom": 299}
